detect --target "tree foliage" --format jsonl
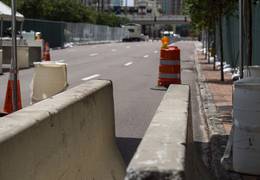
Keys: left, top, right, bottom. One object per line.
{"left": 1, "top": 0, "right": 129, "bottom": 27}
{"left": 184, "top": 0, "right": 237, "bottom": 31}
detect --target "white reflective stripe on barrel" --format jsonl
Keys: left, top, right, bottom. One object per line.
{"left": 160, "top": 60, "right": 180, "bottom": 65}
{"left": 159, "top": 73, "right": 180, "bottom": 79}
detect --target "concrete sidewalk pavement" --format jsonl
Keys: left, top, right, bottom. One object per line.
{"left": 195, "top": 42, "right": 260, "bottom": 180}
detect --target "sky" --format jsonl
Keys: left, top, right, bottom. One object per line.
{"left": 123, "top": 0, "right": 134, "bottom": 6}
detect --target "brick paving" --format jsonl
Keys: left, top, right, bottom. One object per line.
{"left": 197, "top": 52, "right": 233, "bottom": 134}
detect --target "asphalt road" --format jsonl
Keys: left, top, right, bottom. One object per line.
{"left": 0, "top": 40, "right": 201, "bottom": 165}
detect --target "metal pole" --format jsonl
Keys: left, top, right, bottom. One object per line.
{"left": 248, "top": 0, "right": 253, "bottom": 66}
{"left": 101, "top": 0, "right": 104, "bottom": 12}
{"left": 11, "top": 0, "right": 18, "bottom": 111}
{"left": 239, "top": 0, "right": 244, "bottom": 78}
{"left": 219, "top": 16, "right": 224, "bottom": 81}
{"left": 1, "top": 18, "right": 3, "bottom": 48}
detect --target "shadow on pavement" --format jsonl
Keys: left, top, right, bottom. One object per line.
{"left": 116, "top": 137, "right": 142, "bottom": 166}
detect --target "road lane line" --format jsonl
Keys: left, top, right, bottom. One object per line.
{"left": 126, "top": 46, "right": 131, "bottom": 49}
{"left": 112, "top": 49, "right": 117, "bottom": 52}
{"left": 154, "top": 50, "right": 158, "bottom": 54}
{"left": 124, "top": 62, "right": 133, "bottom": 66}
{"left": 81, "top": 74, "right": 100, "bottom": 81}
{"left": 89, "top": 53, "right": 98, "bottom": 56}
{"left": 144, "top": 55, "right": 149, "bottom": 58}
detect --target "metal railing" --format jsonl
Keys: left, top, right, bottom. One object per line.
{"left": 23, "top": 19, "right": 128, "bottom": 48}
{"left": 65, "top": 23, "right": 128, "bottom": 43}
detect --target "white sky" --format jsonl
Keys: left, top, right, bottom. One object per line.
{"left": 124, "top": 0, "right": 134, "bottom": 6}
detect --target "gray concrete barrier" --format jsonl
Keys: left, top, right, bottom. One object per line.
{"left": 0, "top": 80, "right": 125, "bottom": 180}
{"left": 125, "top": 85, "right": 190, "bottom": 180}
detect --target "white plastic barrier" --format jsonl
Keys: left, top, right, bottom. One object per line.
{"left": 0, "top": 80, "right": 125, "bottom": 180}
{"left": 31, "top": 62, "right": 68, "bottom": 103}
{"left": 233, "top": 77, "right": 260, "bottom": 175}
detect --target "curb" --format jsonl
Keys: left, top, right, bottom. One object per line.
{"left": 193, "top": 42, "right": 242, "bottom": 180}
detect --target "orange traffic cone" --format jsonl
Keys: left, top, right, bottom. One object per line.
{"left": 3, "top": 79, "right": 22, "bottom": 113}
{"left": 43, "top": 42, "right": 51, "bottom": 61}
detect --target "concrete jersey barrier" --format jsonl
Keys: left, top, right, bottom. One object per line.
{"left": 0, "top": 80, "right": 125, "bottom": 180}
{"left": 125, "top": 85, "right": 190, "bottom": 180}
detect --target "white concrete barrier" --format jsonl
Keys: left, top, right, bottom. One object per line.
{"left": 0, "top": 80, "right": 125, "bottom": 180}
{"left": 125, "top": 85, "right": 190, "bottom": 180}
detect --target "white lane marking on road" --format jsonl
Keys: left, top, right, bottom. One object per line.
{"left": 124, "top": 62, "right": 133, "bottom": 66}
{"left": 89, "top": 53, "right": 98, "bottom": 56}
{"left": 126, "top": 46, "right": 131, "bottom": 49}
{"left": 112, "top": 49, "right": 117, "bottom": 52}
{"left": 136, "top": 44, "right": 141, "bottom": 47}
{"left": 81, "top": 74, "right": 100, "bottom": 81}
{"left": 154, "top": 50, "right": 158, "bottom": 54}
{"left": 144, "top": 55, "right": 149, "bottom": 58}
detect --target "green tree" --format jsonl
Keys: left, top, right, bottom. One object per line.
{"left": 184, "top": 0, "right": 237, "bottom": 81}
{"left": 2, "top": 0, "right": 128, "bottom": 26}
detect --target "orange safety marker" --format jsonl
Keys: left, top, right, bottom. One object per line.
{"left": 161, "top": 36, "right": 170, "bottom": 49}
{"left": 3, "top": 79, "right": 22, "bottom": 113}
{"left": 43, "top": 42, "right": 51, "bottom": 61}
{"left": 158, "top": 46, "right": 181, "bottom": 87}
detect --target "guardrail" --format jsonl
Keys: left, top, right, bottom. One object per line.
{"left": 118, "top": 15, "right": 191, "bottom": 24}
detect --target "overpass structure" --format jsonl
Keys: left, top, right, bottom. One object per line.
{"left": 119, "top": 15, "right": 191, "bottom": 25}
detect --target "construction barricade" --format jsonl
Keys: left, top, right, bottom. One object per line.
{"left": 158, "top": 46, "right": 181, "bottom": 87}
{"left": 31, "top": 62, "right": 68, "bottom": 104}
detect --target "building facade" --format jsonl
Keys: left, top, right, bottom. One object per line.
{"left": 134, "top": 0, "right": 161, "bottom": 16}
{"left": 160, "top": 0, "right": 182, "bottom": 15}
{"left": 111, "top": 0, "right": 124, "bottom": 6}
{"left": 80, "top": 0, "right": 112, "bottom": 10}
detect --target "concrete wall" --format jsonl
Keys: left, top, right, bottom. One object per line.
{"left": 0, "top": 80, "right": 125, "bottom": 180}
{"left": 125, "top": 85, "right": 190, "bottom": 180}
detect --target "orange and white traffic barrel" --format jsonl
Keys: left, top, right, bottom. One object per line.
{"left": 158, "top": 46, "right": 181, "bottom": 87}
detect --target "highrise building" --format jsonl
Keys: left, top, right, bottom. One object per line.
{"left": 111, "top": 0, "right": 124, "bottom": 6}
{"left": 160, "top": 0, "right": 182, "bottom": 15}
{"left": 80, "top": 0, "right": 112, "bottom": 10}
{"left": 134, "top": 0, "right": 161, "bottom": 16}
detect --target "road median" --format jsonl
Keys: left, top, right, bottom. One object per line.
{"left": 125, "top": 85, "right": 190, "bottom": 180}
{"left": 0, "top": 80, "right": 125, "bottom": 180}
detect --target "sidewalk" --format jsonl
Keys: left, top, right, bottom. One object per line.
{"left": 197, "top": 51, "right": 233, "bottom": 135}
{"left": 195, "top": 43, "right": 260, "bottom": 180}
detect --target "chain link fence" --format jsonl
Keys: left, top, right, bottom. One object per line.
{"left": 213, "top": 1, "right": 260, "bottom": 68}
{"left": 23, "top": 19, "right": 128, "bottom": 48}
{"left": 65, "top": 23, "right": 128, "bottom": 43}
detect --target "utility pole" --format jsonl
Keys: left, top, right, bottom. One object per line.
{"left": 11, "top": 0, "right": 18, "bottom": 111}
